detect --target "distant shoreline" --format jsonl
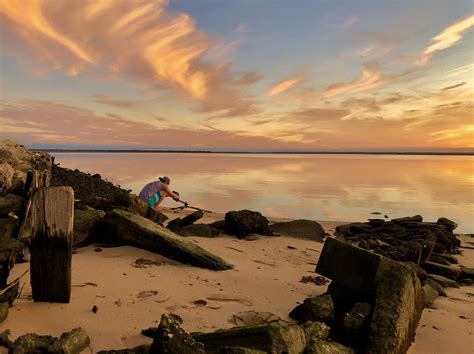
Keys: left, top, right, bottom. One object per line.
{"left": 35, "top": 149, "right": 473, "bottom": 156}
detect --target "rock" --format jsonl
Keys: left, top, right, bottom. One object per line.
{"left": 316, "top": 238, "right": 380, "bottom": 293}
{"left": 366, "top": 257, "right": 424, "bottom": 354}
{"left": 367, "top": 219, "right": 385, "bottom": 228}
{"left": 97, "top": 345, "right": 151, "bottom": 353}
{"left": 94, "top": 209, "right": 233, "bottom": 271}
{"left": 429, "top": 254, "right": 451, "bottom": 266}
{"left": 9, "top": 170, "right": 26, "bottom": 194}
{"left": 127, "top": 195, "right": 148, "bottom": 217}
{"left": 73, "top": 208, "right": 105, "bottom": 248}
{"left": 437, "top": 217, "right": 458, "bottom": 231}
{"left": 193, "top": 323, "right": 305, "bottom": 354}
{"left": 177, "top": 224, "right": 220, "bottom": 238}
{"left": 9, "top": 327, "right": 90, "bottom": 354}
{"left": 341, "top": 303, "right": 372, "bottom": 347}
{"left": 0, "top": 219, "right": 21, "bottom": 286}
{"left": 145, "top": 208, "right": 168, "bottom": 224}
{"left": 150, "top": 313, "right": 205, "bottom": 354}
{"left": 224, "top": 210, "right": 272, "bottom": 238}
{"left": 92, "top": 305, "right": 99, "bottom": 313}
{"left": 421, "top": 262, "right": 462, "bottom": 280}
{"left": 0, "top": 302, "right": 8, "bottom": 323}
{"left": 0, "top": 329, "right": 13, "bottom": 349}
{"left": 0, "top": 162, "right": 14, "bottom": 192}
{"left": 425, "top": 278, "right": 446, "bottom": 296}
{"left": 304, "top": 340, "right": 355, "bottom": 354}
{"left": 0, "top": 194, "right": 23, "bottom": 216}
{"left": 427, "top": 274, "right": 459, "bottom": 288}
{"left": 423, "top": 284, "right": 439, "bottom": 307}
{"left": 217, "top": 347, "right": 266, "bottom": 354}
{"left": 270, "top": 220, "right": 325, "bottom": 242}
{"left": 391, "top": 215, "right": 423, "bottom": 224}
{"left": 0, "top": 282, "right": 19, "bottom": 306}
{"left": 289, "top": 294, "right": 334, "bottom": 325}
{"left": 209, "top": 220, "right": 226, "bottom": 233}
{"left": 431, "top": 252, "right": 458, "bottom": 264}
{"left": 302, "top": 321, "right": 331, "bottom": 345}
{"left": 300, "top": 276, "right": 328, "bottom": 286}
{"left": 403, "top": 262, "right": 428, "bottom": 283}
{"left": 167, "top": 211, "right": 204, "bottom": 232}
{"left": 460, "top": 267, "right": 474, "bottom": 280}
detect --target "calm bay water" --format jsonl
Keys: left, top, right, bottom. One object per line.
{"left": 53, "top": 153, "right": 474, "bottom": 233}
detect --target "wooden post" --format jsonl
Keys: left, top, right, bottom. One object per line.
{"left": 30, "top": 186, "right": 74, "bottom": 303}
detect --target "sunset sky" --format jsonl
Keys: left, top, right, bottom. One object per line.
{"left": 0, "top": 0, "right": 473, "bottom": 151}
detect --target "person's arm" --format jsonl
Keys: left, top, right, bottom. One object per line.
{"left": 164, "top": 187, "right": 180, "bottom": 201}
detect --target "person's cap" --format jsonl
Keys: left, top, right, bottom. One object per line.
{"left": 159, "top": 176, "right": 171, "bottom": 184}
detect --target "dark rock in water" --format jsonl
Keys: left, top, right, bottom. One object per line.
{"left": 0, "top": 194, "right": 23, "bottom": 216}
{"left": 95, "top": 209, "right": 233, "bottom": 271}
{"left": 167, "top": 210, "right": 204, "bottom": 232}
{"left": 150, "top": 313, "right": 205, "bottom": 354}
{"left": 300, "top": 275, "right": 328, "bottom": 286}
{"left": 289, "top": 294, "right": 334, "bottom": 325}
{"left": 73, "top": 208, "right": 105, "bottom": 248}
{"left": 425, "top": 278, "right": 446, "bottom": 297}
{"left": 224, "top": 210, "right": 272, "bottom": 238}
{"left": 460, "top": 267, "right": 474, "bottom": 280}
{"left": 305, "top": 340, "right": 355, "bottom": 354}
{"left": 421, "top": 262, "right": 461, "bottom": 280}
{"left": 192, "top": 323, "right": 305, "bottom": 354}
{"left": 437, "top": 217, "right": 458, "bottom": 231}
{"left": 423, "top": 284, "right": 439, "bottom": 307}
{"left": 391, "top": 215, "right": 423, "bottom": 224}
{"left": 270, "top": 219, "right": 325, "bottom": 242}
{"left": 177, "top": 224, "right": 220, "bottom": 238}
{"left": 427, "top": 274, "right": 459, "bottom": 288}
{"left": 146, "top": 208, "right": 168, "bottom": 224}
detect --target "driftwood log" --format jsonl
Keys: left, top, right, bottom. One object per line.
{"left": 30, "top": 186, "right": 74, "bottom": 303}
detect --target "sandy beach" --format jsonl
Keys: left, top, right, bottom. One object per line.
{"left": 1, "top": 209, "right": 473, "bottom": 353}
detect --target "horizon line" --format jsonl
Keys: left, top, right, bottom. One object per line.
{"left": 35, "top": 148, "right": 474, "bottom": 156}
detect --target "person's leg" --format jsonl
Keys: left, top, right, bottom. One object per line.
{"left": 152, "top": 191, "right": 168, "bottom": 211}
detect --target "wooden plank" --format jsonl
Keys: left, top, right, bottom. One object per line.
{"left": 30, "top": 186, "right": 74, "bottom": 303}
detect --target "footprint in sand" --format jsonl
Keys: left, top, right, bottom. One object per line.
{"left": 206, "top": 293, "right": 254, "bottom": 306}
{"left": 137, "top": 290, "right": 158, "bottom": 300}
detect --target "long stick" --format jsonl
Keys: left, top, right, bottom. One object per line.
{"left": 0, "top": 269, "right": 29, "bottom": 296}
{"left": 171, "top": 201, "right": 213, "bottom": 213}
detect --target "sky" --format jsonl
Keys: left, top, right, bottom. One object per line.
{"left": 0, "top": 0, "right": 473, "bottom": 151}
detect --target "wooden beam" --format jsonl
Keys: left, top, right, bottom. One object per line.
{"left": 30, "top": 186, "right": 74, "bottom": 303}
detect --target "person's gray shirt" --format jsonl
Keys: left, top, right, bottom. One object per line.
{"left": 138, "top": 181, "right": 168, "bottom": 202}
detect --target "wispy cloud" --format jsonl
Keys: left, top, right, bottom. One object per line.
{"left": 416, "top": 14, "right": 474, "bottom": 66}
{"left": 441, "top": 82, "right": 467, "bottom": 91}
{"left": 0, "top": 0, "right": 260, "bottom": 116}
{"left": 341, "top": 16, "right": 358, "bottom": 31}
{"left": 324, "top": 64, "right": 385, "bottom": 97}
{"left": 267, "top": 75, "right": 304, "bottom": 97}
{"left": 91, "top": 95, "right": 139, "bottom": 109}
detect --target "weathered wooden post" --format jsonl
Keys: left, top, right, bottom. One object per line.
{"left": 30, "top": 186, "right": 74, "bottom": 302}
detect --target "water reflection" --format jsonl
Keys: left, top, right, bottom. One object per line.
{"left": 53, "top": 153, "right": 474, "bottom": 233}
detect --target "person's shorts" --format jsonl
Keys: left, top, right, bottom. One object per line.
{"left": 147, "top": 192, "right": 161, "bottom": 207}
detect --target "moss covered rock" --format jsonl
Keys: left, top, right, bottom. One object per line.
{"left": 270, "top": 220, "right": 325, "bottom": 242}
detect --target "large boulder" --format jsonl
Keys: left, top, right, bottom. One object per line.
{"left": 315, "top": 238, "right": 424, "bottom": 354}
{"left": 94, "top": 209, "right": 233, "bottom": 271}
{"left": 0, "top": 162, "right": 14, "bottom": 192}
{"left": 193, "top": 324, "right": 305, "bottom": 354}
{"left": 225, "top": 210, "right": 273, "bottom": 238}
{"left": 73, "top": 208, "right": 105, "bottom": 248}
{"left": 270, "top": 220, "right": 325, "bottom": 242}
{"left": 436, "top": 217, "right": 458, "bottom": 232}
{"left": 289, "top": 294, "right": 334, "bottom": 324}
